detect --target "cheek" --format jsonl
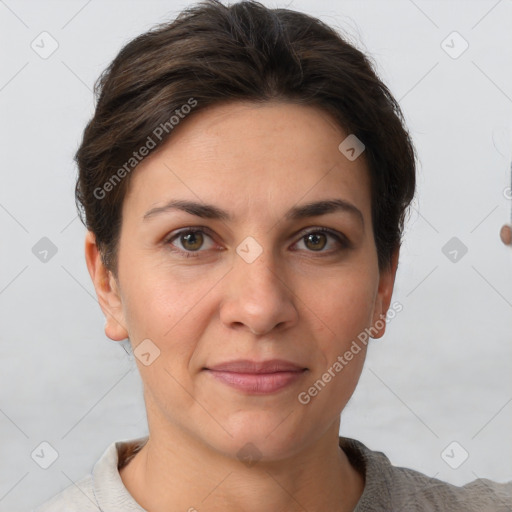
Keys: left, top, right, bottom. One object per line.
{"left": 297, "top": 276, "right": 372, "bottom": 419}
{"left": 300, "top": 266, "right": 378, "bottom": 345}
{"left": 120, "top": 269, "right": 209, "bottom": 409}
{"left": 118, "top": 250, "right": 221, "bottom": 342}
{"left": 121, "top": 280, "right": 171, "bottom": 343}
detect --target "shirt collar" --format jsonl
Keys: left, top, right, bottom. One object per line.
{"left": 92, "top": 436, "right": 149, "bottom": 511}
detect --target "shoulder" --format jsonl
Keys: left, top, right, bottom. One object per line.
{"left": 32, "top": 436, "right": 148, "bottom": 512}
{"left": 340, "top": 437, "right": 512, "bottom": 512}
{"left": 32, "top": 474, "right": 98, "bottom": 512}
{"left": 388, "top": 461, "right": 512, "bottom": 511}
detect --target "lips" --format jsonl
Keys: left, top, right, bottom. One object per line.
{"left": 206, "top": 359, "right": 307, "bottom": 373}
{"left": 204, "top": 359, "right": 308, "bottom": 394}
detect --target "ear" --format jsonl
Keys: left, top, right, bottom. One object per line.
{"left": 370, "top": 246, "right": 400, "bottom": 339}
{"left": 84, "top": 231, "right": 128, "bottom": 341}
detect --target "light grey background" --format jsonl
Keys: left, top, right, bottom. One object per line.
{"left": 1, "top": 0, "right": 512, "bottom": 510}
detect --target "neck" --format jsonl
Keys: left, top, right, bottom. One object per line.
{"left": 119, "top": 421, "right": 364, "bottom": 512}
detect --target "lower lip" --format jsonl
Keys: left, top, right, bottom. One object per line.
{"left": 205, "top": 369, "right": 307, "bottom": 394}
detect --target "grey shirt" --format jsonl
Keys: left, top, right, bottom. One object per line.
{"left": 33, "top": 436, "right": 512, "bottom": 511}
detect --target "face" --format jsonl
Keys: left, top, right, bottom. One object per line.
{"left": 87, "top": 101, "right": 398, "bottom": 461}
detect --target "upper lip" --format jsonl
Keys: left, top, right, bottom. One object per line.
{"left": 205, "top": 359, "right": 307, "bottom": 373}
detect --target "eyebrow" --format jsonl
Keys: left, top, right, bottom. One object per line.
{"left": 143, "top": 198, "right": 364, "bottom": 230}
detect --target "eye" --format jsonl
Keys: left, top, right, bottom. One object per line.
{"left": 164, "top": 226, "right": 349, "bottom": 258}
{"left": 165, "top": 228, "right": 216, "bottom": 257}
{"left": 292, "top": 228, "right": 348, "bottom": 253}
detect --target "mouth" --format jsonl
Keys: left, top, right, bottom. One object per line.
{"left": 203, "top": 359, "right": 308, "bottom": 394}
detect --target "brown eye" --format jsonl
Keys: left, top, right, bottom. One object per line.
{"left": 180, "top": 231, "right": 204, "bottom": 251}
{"left": 293, "top": 228, "right": 348, "bottom": 254}
{"left": 164, "top": 227, "right": 219, "bottom": 258}
{"left": 165, "top": 228, "right": 216, "bottom": 257}
{"left": 304, "top": 232, "right": 327, "bottom": 251}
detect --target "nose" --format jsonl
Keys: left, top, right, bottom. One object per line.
{"left": 219, "top": 248, "right": 299, "bottom": 336}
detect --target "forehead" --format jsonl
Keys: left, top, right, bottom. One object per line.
{"left": 123, "top": 101, "right": 372, "bottom": 224}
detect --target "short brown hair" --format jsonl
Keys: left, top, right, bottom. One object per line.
{"left": 75, "top": 0, "right": 416, "bottom": 273}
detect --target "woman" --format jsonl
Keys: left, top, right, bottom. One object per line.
{"left": 35, "top": 1, "right": 511, "bottom": 510}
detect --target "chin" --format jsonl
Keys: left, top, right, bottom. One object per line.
{"left": 205, "top": 411, "right": 309, "bottom": 463}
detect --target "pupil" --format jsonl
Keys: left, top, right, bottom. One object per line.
{"left": 183, "top": 232, "right": 203, "bottom": 250}
{"left": 306, "top": 233, "right": 326, "bottom": 251}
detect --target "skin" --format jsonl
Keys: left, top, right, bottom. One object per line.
{"left": 85, "top": 101, "right": 399, "bottom": 512}
{"left": 500, "top": 224, "right": 512, "bottom": 246}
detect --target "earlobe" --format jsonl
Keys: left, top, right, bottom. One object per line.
{"left": 84, "top": 231, "right": 129, "bottom": 341}
{"left": 370, "top": 247, "right": 400, "bottom": 340}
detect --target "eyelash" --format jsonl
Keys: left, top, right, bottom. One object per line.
{"left": 164, "top": 226, "right": 350, "bottom": 259}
